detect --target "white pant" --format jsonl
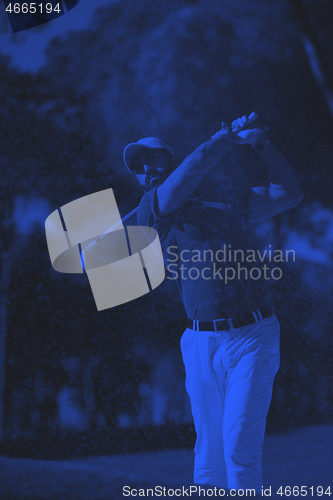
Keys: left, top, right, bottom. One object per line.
{"left": 180, "top": 315, "right": 280, "bottom": 493}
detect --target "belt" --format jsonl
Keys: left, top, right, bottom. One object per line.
{"left": 186, "top": 307, "right": 273, "bottom": 332}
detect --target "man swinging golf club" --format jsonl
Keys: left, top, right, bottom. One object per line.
{"left": 123, "top": 114, "right": 303, "bottom": 493}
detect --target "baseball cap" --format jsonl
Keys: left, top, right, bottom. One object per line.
{"left": 123, "top": 137, "right": 174, "bottom": 173}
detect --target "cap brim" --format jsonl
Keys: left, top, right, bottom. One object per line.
{"left": 123, "top": 143, "right": 173, "bottom": 173}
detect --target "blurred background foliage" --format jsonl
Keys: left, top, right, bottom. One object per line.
{"left": 0, "top": 0, "right": 333, "bottom": 457}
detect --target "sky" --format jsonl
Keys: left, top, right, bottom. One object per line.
{"left": 0, "top": 0, "right": 115, "bottom": 73}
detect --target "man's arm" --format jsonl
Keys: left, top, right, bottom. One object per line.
{"left": 221, "top": 116, "right": 303, "bottom": 221}
{"left": 157, "top": 125, "right": 232, "bottom": 215}
{"left": 247, "top": 140, "right": 304, "bottom": 222}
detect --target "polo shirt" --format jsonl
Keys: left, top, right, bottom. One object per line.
{"left": 137, "top": 187, "right": 273, "bottom": 321}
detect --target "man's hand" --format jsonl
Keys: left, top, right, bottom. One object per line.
{"left": 210, "top": 122, "right": 231, "bottom": 140}
{"left": 231, "top": 115, "right": 265, "bottom": 146}
{"left": 211, "top": 115, "right": 265, "bottom": 146}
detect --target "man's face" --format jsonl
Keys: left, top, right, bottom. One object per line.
{"left": 131, "top": 148, "right": 175, "bottom": 192}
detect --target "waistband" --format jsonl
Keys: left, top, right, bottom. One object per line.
{"left": 186, "top": 307, "right": 273, "bottom": 332}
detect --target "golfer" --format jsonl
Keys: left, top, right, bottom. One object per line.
{"left": 123, "top": 115, "right": 303, "bottom": 493}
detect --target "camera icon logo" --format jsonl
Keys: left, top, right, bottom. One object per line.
{"left": 45, "top": 189, "right": 165, "bottom": 311}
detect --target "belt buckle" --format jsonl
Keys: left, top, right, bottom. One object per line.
{"left": 213, "top": 318, "right": 228, "bottom": 332}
